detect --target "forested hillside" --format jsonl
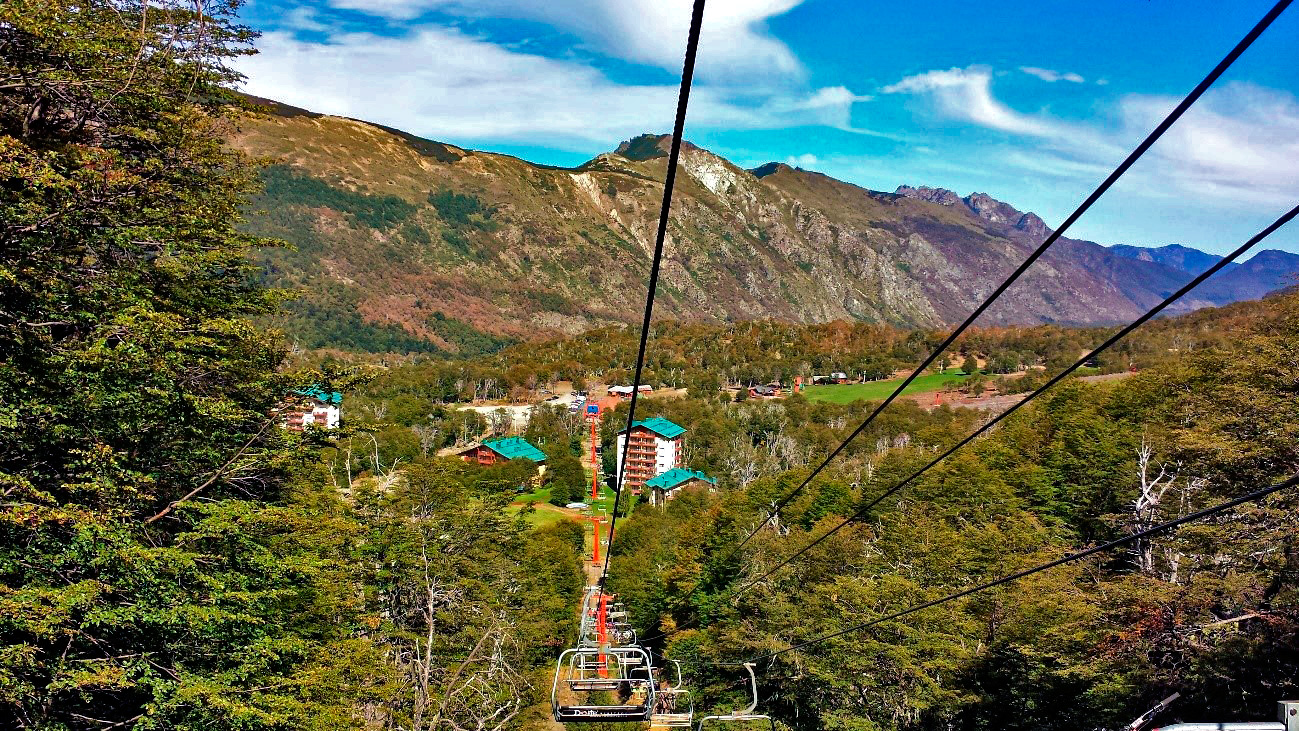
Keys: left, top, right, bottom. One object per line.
{"left": 326, "top": 287, "right": 1299, "bottom": 730}
{"left": 0, "top": 4, "right": 580, "bottom": 729}
{"left": 598, "top": 291, "right": 1299, "bottom": 729}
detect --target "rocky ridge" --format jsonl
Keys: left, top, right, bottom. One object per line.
{"left": 229, "top": 105, "right": 1299, "bottom": 354}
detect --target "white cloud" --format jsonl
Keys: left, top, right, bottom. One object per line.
{"left": 1019, "top": 66, "right": 1084, "bottom": 83}
{"left": 327, "top": 0, "right": 429, "bottom": 20}
{"left": 882, "top": 66, "right": 1062, "bottom": 138}
{"left": 282, "top": 5, "right": 331, "bottom": 32}
{"left": 236, "top": 27, "right": 868, "bottom": 150}
{"left": 325, "top": 0, "right": 807, "bottom": 82}
{"left": 882, "top": 63, "right": 1299, "bottom": 213}
{"left": 1118, "top": 82, "right": 1299, "bottom": 206}
{"left": 785, "top": 153, "right": 818, "bottom": 167}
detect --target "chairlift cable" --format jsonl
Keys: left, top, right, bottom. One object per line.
{"left": 725, "top": 203, "right": 1299, "bottom": 598}
{"left": 600, "top": 0, "right": 707, "bottom": 589}
{"left": 713, "top": 0, "right": 1293, "bottom": 566}
{"left": 746, "top": 471, "right": 1299, "bottom": 662}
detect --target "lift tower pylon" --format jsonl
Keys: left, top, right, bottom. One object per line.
{"left": 587, "top": 403, "right": 601, "bottom": 502}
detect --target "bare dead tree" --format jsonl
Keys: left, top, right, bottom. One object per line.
{"left": 412, "top": 424, "right": 442, "bottom": 457}
{"left": 723, "top": 432, "right": 761, "bottom": 489}
{"left": 1131, "top": 436, "right": 1207, "bottom": 581}
{"left": 364, "top": 400, "right": 389, "bottom": 421}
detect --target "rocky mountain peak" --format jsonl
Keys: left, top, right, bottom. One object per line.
{"left": 1014, "top": 212, "right": 1049, "bottom": 239}
{"left": 964, "top": 192, "right": 1023, "bottom": 225}
{"left": 898, "top": 184, "right": 1053, "bottom": 235}
{"left": 895, "top": 185, "right": 963, "bottom": 207}
{"left": 613, "top": 133, "right": 706, "bottom": 162}
{"left": 614, "top": 134, "right": 672, "bottom": 161}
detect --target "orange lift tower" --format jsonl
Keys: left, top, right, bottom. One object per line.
{"left": 596, "top": 590, "right": 610, "bottom": 678}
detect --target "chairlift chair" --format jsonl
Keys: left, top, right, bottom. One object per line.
{"left": 611, "top": 624, "right": 638, "bottom": 646}
{"left": 650, "top": 659, "right": 695, "bottom": 730}
{"left": 577, "top": 588, "right": 602, "bottom": 647}
{"left": 552, "top": 646, "right": 657, "bottom": 722}
{"left": 696, "top": 663, "right": 775, "bottom": 731}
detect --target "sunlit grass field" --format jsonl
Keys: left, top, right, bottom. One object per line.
{"left": 802, "top": 369, "right": 969, "bottom": 404}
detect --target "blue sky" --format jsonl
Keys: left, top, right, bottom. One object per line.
{"left": 235, "top": 0, "right": 1299, "bottom": 255}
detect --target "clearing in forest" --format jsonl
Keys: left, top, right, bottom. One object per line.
{"left": 802, "top": 369, "right": 970, "bottom": 404}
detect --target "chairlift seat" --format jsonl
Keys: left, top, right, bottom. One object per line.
{"left": 695, "top": 663, "right": 774, "bottom": 731}
{"left": 555, "top": 704, "right": 652, "bottom": 723}
{"left": 651, "top": 713, "right": 695, "bottom": 729}
{"left": 553, "top": 646, "right": 656, "bottom": 723}
{"left": 570, "top": 679, "right": 622, "bottom": 692}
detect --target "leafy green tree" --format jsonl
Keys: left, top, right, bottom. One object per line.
{"left": 473, "top": 457, "right": 538, "bottom": 493}
{"left": 0, "top": 1, "right": 386, "bottom": 727}
{"left": 546, "top": 452, "right": 587, "bottom": 506}
{"left": 961, "top": 354, "right": 980, "bottom": 375}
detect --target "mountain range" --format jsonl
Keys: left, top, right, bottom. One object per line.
{"left": 231, "top": 98, "right": 1299, "bottom": 354}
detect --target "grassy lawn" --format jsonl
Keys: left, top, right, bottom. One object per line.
{"left": 803, "top": 370, "right": 969, "bottom": 404}
{"left": 504, "top": 501, "right": 571, "bottom": 529}
{"left": 503, "top": 462, "right": 636, "bottom": 565}
{"left": 513, "top": 485, "right": 552, "bottom": 504}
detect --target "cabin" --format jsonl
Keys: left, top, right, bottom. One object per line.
{"left": 458, "top": 436, "right": 548, "bottom": 480}
{"left": 282, "top": 387, "right": 342, "bottom": 431}
{"left": 615, "top": 416, "right": 685, "bottom": 494}
{"left": 748, "top": 384, "right": 780, "bottom": 398}
{"left": 812, "top": 372, "right": 850, "bottom": 385}
{"left": 608, "top": 384, "right": 654, "bottom": 398}
{"left": 644, "top": 468, "right": 716, "bottom": 506}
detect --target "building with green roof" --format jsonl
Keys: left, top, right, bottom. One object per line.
{"left": 616, "top": 416, "right": 685, "bottom": 439}
{"left": 615, "top": 417, "right": 687, "bottom": 494}
{"left": 482, "top": 436, "right": 547, "bottom": 462}
{"left": 458, "top": 437, "right": 547, "bottom": 477}
{"left": 644, "top": 468, "right": 715, "bottom": 505}
{"left": 293, "top": 386, "right": 342, "bottom": 405}
{"left": 283, "top": 386, "right": 342, "bottom": 431}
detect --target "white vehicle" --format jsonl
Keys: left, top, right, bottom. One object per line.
{"left": 565, "top": 502, "right": 589, "bottom": 510}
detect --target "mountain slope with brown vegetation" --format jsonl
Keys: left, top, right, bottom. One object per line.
{"left": 230, "top": 99, "right": 1295, "bottom": 354}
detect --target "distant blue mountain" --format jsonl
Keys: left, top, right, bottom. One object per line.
{"left": 1108, "top": 244, "right": 1299, "bottom": 307}
{"left": 1107, "top": 244, "right": 1237, "bottom": 277}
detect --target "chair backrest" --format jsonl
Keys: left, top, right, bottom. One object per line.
{"left": 693, "top": 663, "right": 772, "bottom": 731}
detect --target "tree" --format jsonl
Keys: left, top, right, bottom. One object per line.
{"left": 354, "top": 463, "right": 583, "bottom": 731}
{"left": 0, "top": 3, "right": 385, "bottom": 726}
{"left": 962, "top": 354, "right": 980, "bottom": 375}
{"left": 546, "top": 452, "right": 587, "bottom": 506}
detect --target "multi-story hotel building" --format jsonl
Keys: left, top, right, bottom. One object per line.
{"left": 614, "top": 417, "right": 685, "bottom": 494}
